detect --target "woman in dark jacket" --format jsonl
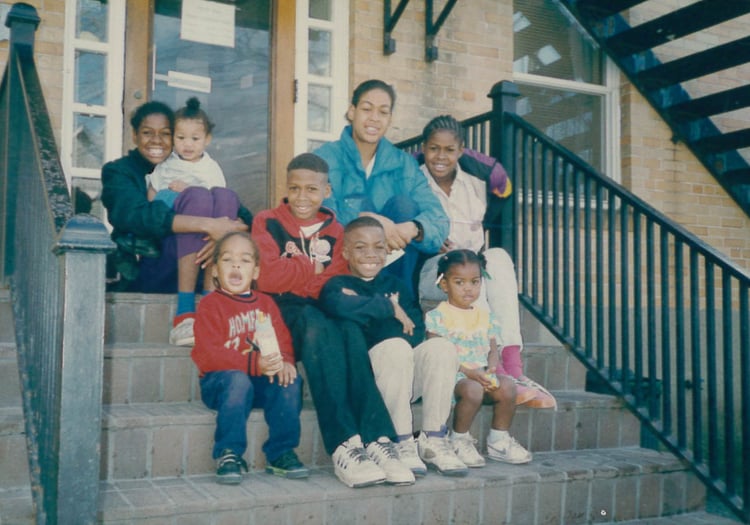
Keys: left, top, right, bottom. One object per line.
{"left": 101, "top": 101, "right": 251, "bottom": 345}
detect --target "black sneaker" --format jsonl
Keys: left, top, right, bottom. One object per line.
{"left": 265, "top": 450, "right": 309, "bottom": 479}
{"left": 216, "top": 449, "right": 248, "bottom": 485}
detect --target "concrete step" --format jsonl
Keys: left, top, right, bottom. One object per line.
{"left": 0, "top": 391, "right": 640, "bottom": 487}
{"left": 101, "top": 341, "right": 586, "bottom": 406}
{"left": 0, "top": 343, "right": 21, "bottom": 408}
{"left": 98, "top": 390, "right": 637, "bottom": 482}
{"left": 93, "top": 447, "right": 706, "bottom": 524}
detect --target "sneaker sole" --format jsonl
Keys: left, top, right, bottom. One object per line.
{"left": 265, "top": 466, "right": 310, "bottom": 479}
{"left": 486, "top": 454, "right": 532, "bottom": 465}
{"left": 335, "top": 473, "right": 387, "bottom": 488}
{"left": 215, "top": 474, "right": 243, "bottom": 485}
{"left": 425, "top": 462, "right": 469, "bottom": 477}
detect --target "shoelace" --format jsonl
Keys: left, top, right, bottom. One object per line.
{"left": 345, "top": 445, "right": 371, "bottom": 464}
{"left": 218, "top": 454, "right": 248, "bottom": 471}
{"left": 372, "top": 440, "right": 398, "bottom": 460}
{"left": 430, "top": 435, "right": 455, "bottom": 454}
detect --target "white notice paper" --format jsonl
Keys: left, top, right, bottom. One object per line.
{"left": 180, "top": 0, "right": 235, "bottom": 48}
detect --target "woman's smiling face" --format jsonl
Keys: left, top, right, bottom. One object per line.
{"left": 133, "top": 113, "right": 173, "bottom": 165}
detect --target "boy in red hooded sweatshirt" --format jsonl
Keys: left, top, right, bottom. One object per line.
{"left": 252, "top": 153, "right": 415, "bottom": 488}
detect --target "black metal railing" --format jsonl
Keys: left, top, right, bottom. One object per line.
{"left": 1, "top": 4, "right": 114, "bottom": 524}
{"left": 398, "top": 80, "right": 750, "bottom": 522}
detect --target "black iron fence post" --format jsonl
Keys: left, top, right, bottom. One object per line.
{"left": 487, "top": 80, "right": 520, "bottom": 256}
{"left": 2, "top": 3, "right": 40, "bottom": 283}
{"left": 52, "top": 215, "right": 112, "bottom": 525}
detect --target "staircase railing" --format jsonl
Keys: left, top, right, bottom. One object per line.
{"left": 0, "top": 4, "right": 114, "bottom": 524}
{"left": 398, "top": 80, "right": 750, "bottom": 522}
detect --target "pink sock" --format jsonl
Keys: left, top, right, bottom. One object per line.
{"left": 501, "top": 345, "right": 523, "bottom": 378}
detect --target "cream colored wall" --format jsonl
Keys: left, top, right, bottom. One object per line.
{"left": 0, "top": 1, "right": 65, "bottom": 144}
{"left": 347, "top": 0, "right": 750, "bottom": 271}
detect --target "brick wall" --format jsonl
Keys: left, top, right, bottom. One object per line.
{"left": 345, "top": 0, "right": 750, "bottom": 270}
{"left": 347, "top": 0, "right": 513, "bottom": 143}
{"left": 0, "top": 0, "right": 65, "bottom": 143}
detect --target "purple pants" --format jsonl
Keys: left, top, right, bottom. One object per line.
{"left": 137, "top": 187, "right": 240, "bottom": 293}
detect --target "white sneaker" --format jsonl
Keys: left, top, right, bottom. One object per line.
{"left": 395, "top": 437, "right": 427, "bottom": 477}
{"left": 332, "top": 435, "right": 386, "bottom": 488}
{"left": 169, "top": 317, "right": 195, "bottom": 346}
{"left": 417, "top": 432, "right": 468, "bottom": 477}
{"left": 487, "top": 435, "right": 532, "bottom": 464}
{"left": 365, "top": 438, "right": 415, "bottom": 485}
{"left": 450, "top": 432, "right": 486, "bottom": 468}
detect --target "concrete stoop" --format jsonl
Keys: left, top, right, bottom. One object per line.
{"left": 0, "top": 291, "right": 741, "bottom": 524}
{"left": 95, "top": 448, "right": 702, "bottom": 525}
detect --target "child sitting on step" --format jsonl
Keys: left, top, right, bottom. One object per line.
{"left": 425, "top": 249, "right": 532, "bottom": 465}
{"left": 417, "top": 114, "right": 556, "bottom": 409}
{"left": 319, "top": 216, "right": 469, "bottom": 478}
{"left": 191, "top": 231, "right": 308, "bottom": 485}
{"left": 252, "top": 153, "right": 413, "bottom": 488}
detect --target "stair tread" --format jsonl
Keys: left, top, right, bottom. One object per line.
{"left": 94, "top": 447, "right": 694, "bottom": 522}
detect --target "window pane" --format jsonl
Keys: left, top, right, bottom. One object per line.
{"left": 516, "top": 85, "right": 604, "bottom": 172}
{"left": 75, "top": 51, "right": 106, "bottom": 105}
{"left": 308, "top": 29, "right": 331, "bottom": 76}
{"left": 76, "top": 0, "right": 108, "bottom": 42}
{"left": 307, "top": 139, "right": 326, "bottom": 152}
{"left": 309, "top": 0, "right": 332, "bottom": 21}
{"left": 513, "top": 0, "right": 602, "bottom": 84}
{"left": 73, "top": 114, "right": 106, "bottom": 169}
{"left": 308, "top": 84, "right": 331, "bottom": 133}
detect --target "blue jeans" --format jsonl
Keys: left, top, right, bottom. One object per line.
{"left": 199, "top": 370, "right": 302, "bottom": 462}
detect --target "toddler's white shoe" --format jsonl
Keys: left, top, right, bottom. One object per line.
{"left": 169, "top": 316, "right": 195, "bottom": 346}
{"left": 450, "top": 431, "right": 486, "bottom": 468}
{"left": 487, "top": 435, "right": 532, "bottom": 464}
{"left": 332, "top": 435, "right": 386, "bottom": 488}
{"left": 366, "top": 438, "right": 415, "bottom": 485}
{"left": 417, "top": 432, "right": 468, "bottom": 477}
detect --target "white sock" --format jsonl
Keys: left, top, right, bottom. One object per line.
{"left": 451, "top": 430, "right": 469, "bottom": 440}
{"left": 488, "top": 429, "right": 509, "bottom": 444}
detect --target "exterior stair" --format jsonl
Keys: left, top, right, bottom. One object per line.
{"left": 0, "top": 289, "right": 742, "bottom": 524}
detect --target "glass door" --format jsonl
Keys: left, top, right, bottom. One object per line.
{"left": 150, "top": 0, "right": 272, "bottom": 212}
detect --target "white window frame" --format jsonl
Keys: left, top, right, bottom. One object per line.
{"left": 513, "top": 57, "right": 621, "bottom": 181}
{"left": 61, "top": 0, "right": 126, "bottom": 184}
{"left": 294, "top": 0, "right": 349, "bottom": 153}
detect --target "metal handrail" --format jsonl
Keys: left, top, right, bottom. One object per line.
{"left": 0, "top": 4, "right": 114, "bottom": 524}
{"left": 398, "top": 80, "right": 750, "bottom": 522}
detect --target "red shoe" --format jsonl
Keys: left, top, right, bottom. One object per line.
{"left": 515, "top": 376, "right": 557, "bottom": 409}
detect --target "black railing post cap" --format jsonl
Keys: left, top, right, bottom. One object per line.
{"left": 488, "top": 80, "right": 520, "bottom": 100}
{"left": 54, "top": 215, "right": 117, "bottom": 255}
{"left": 6, "top": 3, "right": 40, "bottom": 29}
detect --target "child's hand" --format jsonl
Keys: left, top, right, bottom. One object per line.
{"left": 390, "top": 294, "right": 415, "bottom": 335}
{"left": 462, "top": 366, "right": 494, "bottom": 390}
{"left": 313, "top": 260, "right": 325, "bottom": 275}
{"left": 258, "top": 352, "right": 283, "bottom": 379}
{"left": 168, "top": 180, "right": 190, "bottom": 193}
{"left": 274, "top": 362, "right": 298, "bottom": 387}
{"left": 341, "top": 287, "right": 357, "bottom": 296}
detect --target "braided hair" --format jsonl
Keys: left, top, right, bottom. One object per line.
{"left": 422, "top": 114, "right": 464, "bottom": 145}
{"left": 436, "top": 249, "right": 486, "bottom": 280}
{"left": 175, "top": 97, "right": 215, "bottom": 134}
